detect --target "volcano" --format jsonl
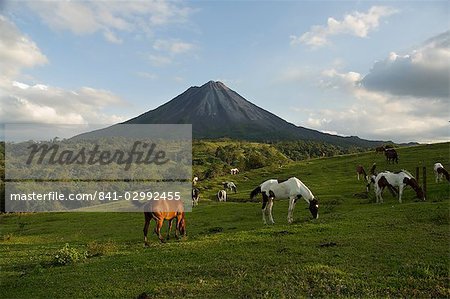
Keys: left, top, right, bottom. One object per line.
{"left": 124, "top": 81, "right": 382, "bottom": 147}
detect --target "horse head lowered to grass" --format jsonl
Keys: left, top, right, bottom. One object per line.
{"left": 250, "top": 177, "right": 319, "bottom": 224}
{"left": 374, "top": 170, "right": 424, "bottom": 203}
{"left": 143, "top": 199, "right": 186, "bottom": 246}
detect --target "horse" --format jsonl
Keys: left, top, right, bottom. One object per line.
{"left": 143, "top": 199, "right": 186, "bottom": 245}
{"left": 384, "top": 148, "right": 398, "bottom": 164}
{"left": 217, "top": 190, "right": 227, "bottom": 202}
{"left": 250, "top": 177, "right": 319, "bottom": 224}
{"left": 192, "top": 176, "right": 198, "bottom": 185}
{"left": 356, "top": 165, "right": 367, "bottom": 181}
{"left": 192, "top": 188, "right": 200, "bottom": 206}
{"left": 222, "top": 181, "right": 237, "bottom": 193}
{"left": 434, "top": 163, "right": 450, "bottom": 183}
{"left": 374, "top": 170, "right": 425, "bottom": 203}
{"left": 375, "top": 145, "right": 385, "bottom": 153}
{"left": 365, "top": 163, "right": 377, "bottom": 192}
{"left": 230, "top": 168, "right": 239, "bottom": 175}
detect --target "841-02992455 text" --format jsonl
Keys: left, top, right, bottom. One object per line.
{"left": 9, "top": 191, "right": 182, "bottom": 201}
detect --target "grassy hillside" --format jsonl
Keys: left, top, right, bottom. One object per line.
{"left": 1, "top": 142, "right": 449, "bottom": 298}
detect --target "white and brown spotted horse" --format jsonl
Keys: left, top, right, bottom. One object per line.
{"left": 250, "top": 177, "right": 319, "bottom": 224}
{"left": 434, "top": 163, "right": 449, "bottom": 183}
{"left": 374, "top": 170, "right": 424, "bottom": 203}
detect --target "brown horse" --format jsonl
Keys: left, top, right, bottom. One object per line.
{"left": 356, "top": 165, "right": 367, "bottom": 181}
{"left": 143, "top": 199, "right": 186, "bottom": 245}
{"left": 375, "top": 145, "right": 385, "bottom": 153}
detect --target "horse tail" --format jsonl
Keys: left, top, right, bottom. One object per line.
{"left": 250, "top": 186, "right": 261, "bottom": 199}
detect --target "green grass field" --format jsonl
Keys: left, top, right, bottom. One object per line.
{"left": 1, "top": 143, "right": 449, "bottom": 298}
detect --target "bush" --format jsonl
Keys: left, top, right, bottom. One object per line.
{"left": 53, "top": 243, "right": 87, "bottom": 265}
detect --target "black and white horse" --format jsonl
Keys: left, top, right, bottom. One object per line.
{"left": 250, "top": 177, "right": 319, "bottom": 224}
{"left": 217, "top": 190, "right": 227, "bottom": 202}
{"left": 222, "top": 181, "right": 237, "bottom": 193}
{"left": 374, "top": 170, "right": 424, "bottom": 203}
{"left": 230, "top": 168, "right": 239, "bottom": 175}
{"left": 192, "top": 188, "right": 200, "bottom": 206}
{"left": 434, "top": 163, "right": 449, "bottom": 183}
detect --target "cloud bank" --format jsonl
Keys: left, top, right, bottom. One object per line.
{"left": 302, "top": 31, "right": 449, "bottom": 143}
{"left": 361, "top": 31, "right": 450, "bottom": 98}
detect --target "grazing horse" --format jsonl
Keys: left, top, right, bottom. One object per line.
{"left": 434, "top": 163, "right": 450, "bottom": 183}
{"left": 356, "top": 165, "right": 367, "bottom": 181}
{"left": 384, "top": 148, "right": 398, "bottom": 164}
{"left": 250, "top": 177, "right": 319, "bottom": 224}
{"left": 143, "top": 200, "right": 186, "bottom": 245}
{"left": 375, "top": 145, "right": 385, "bottom": 153}
{"left": 374, "top": 170, "right": 425, "bottom": 203}
{"left": 217, "top": 190, "right": 227, "bottom": 202}
{"left": 222, "top": 181, "right": 237, "bottom": 193}
{"left": 230, "top": 168, "right": 239, "bottom": 175}
{"left": 192, "top": 176, "right": 198, "bottom": 185}
{"left": 365, "top": 163, "right": 378, "bottom": 192}
{"left": 192, "top": 188, "right": 200, "bottom": 206}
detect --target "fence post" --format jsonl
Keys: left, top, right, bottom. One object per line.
{"left": 422, "top": 166, "right": 427, "bottom": 200}
{"left": 416, "top": 167, "right": 420, "bottom": 183}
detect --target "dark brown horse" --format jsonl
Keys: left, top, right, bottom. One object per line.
{"left": 143, "top": 199, "right": 186, "bottom": 245}
{"left": 375, "top": 145, "right": 385, "bottom": 153}
{"left": 384, "top": 148, "right": 398, "bottom": 164}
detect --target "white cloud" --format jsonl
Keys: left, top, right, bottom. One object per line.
{"left": 24, "top": 1, "right": 193, "bottom": 43}
{"left": 0, "top": 81, "right": 128, "bottom": 125}
{"left": 291, "top": 6, "right": 398, "bottom": 48}
{"left": 0, "top": 15, "right": 48, "bottom": 78}
{"left": 0, "top": 15, "right": 130, "bottom": 126}
{"left": 362, "top": 31, "right": 450, "bottom": 98}
{"left": 320, "top": 68, "right": 362, "bottom": 90}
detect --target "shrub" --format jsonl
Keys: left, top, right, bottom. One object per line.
{"left": 53, "top": 243, "right": 87, "bottom": 265}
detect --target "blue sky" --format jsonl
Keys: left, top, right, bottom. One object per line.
{"left": 0, "top": 1, "right": 449, "bottom": 143}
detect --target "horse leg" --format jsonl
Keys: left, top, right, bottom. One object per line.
{"left": 287, "top": 197, "right": 295, "bottom": 223}
{"left": 376, "top": 185, "right": 384, "bottom": 203}
{"left": 267, "top": 198, "right": 275, "bottom": 224}
{"left": 154, "top": 219, "right": 165, "bottom": 243}
{"left": 398, "top": 185, "right": 404, "bottom": 203}
{"left": 175, "top": 216, "right": 184, "bottom": 239}
{"left": 167, "top": 219, "right": 173, "bottom": 240}
{"left": 261, "top": 194, "right": 268, "bottom": 225}
{"left": 143, "top": 213, "right": 151, "bottom": 247}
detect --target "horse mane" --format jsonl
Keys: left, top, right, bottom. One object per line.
{"left": 277, "top": 178, "right": 289, "bottom": 184}
{"left": 401, "top": 169, "right": 414, "bottom": 178}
